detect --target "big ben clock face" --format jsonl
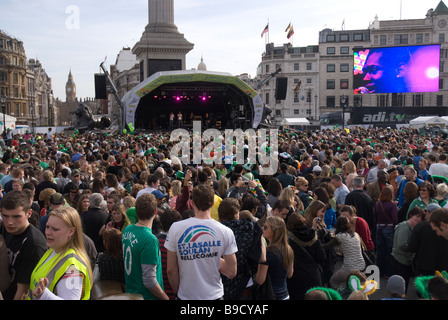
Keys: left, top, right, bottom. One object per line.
{"left": 67, "top": 87, "right": 72, "bottom": 92}
{"left": 439, "top": 19, "right": 447, "bottom": 28}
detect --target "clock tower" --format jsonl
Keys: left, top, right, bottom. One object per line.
{"left": 66, "top": 70, "right": 76, "bottom": 103}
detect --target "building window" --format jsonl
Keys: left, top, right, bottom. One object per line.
{"left": 340, "top": 34, "right": 349, "bottom": 42}
{"left": 327, "top": 47, "right": 336, "bottom": 54}
{"left": 327, "top": 64, "right": 336, "bottom": 72}
{"left": 437, "top": 95, "right": 443, "bottom": 106}
{"left": 340, "top": 63, "right": 350, "bottom": 72}
{"left": 327, "top": 79, "right": 335, "bottom": 89}
{"left": 294, "top": 109, "right": 300, "bottom": 115}
{"left": 326, "top": 34, "right": 336, "bottom": 42}
{"left": 340, "top": 79, "right": 349, "bottom": 89}
{"left": 0, "top": 72, "right": 6, "bottom": 82}
{"left": 380, "top": 35, "right": 387, "bottom": 45}
{"left": 440, "top": 78, "right": 444, "bottom": 90}
{"left": 440, "top": 33, "right": 445, "bottom": 43}
{"left": 416, "top": 33, "right": 423, "bottom": 44}
{"left": 326, "top": 96, "right": 336, "bottom": 108}
{"left": 413, "top": 94, "right": 424, "bottom": 106}
{"left": 353, "top": 33, "right": 363, "bottom": 41}
{"left": 354, "top": 96, "right": 362, "bottom": 107}
{"left": 265, "top": 93, "right": 270, "bottom": 105}
{"left": 266, "top": 64, "right": 270, "bottom": 73}
{"left": 294, "top": 63, "right": 300, "bottom": 71}
{"left": 392, "top": 93, "right": 405, "bottom": 106}
{"left": 394, "top": 34, "right": 408, "bottom": 44}
{"left": 307, "top": 78, "right": 312, "bottom": 84}
{"left": 377, "top": 95, "right": 387, "bottom": 107}
{"left": 340, "top": 46, "right": 350, "bottom": 54}
{"left": 306, "top": 63, "right": 312, "bottom": 70}
{"left": 275, "top": 110, "right": 282, "bottom": 116}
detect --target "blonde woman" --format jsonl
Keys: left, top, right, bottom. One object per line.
{"left": 278, "top": 187, "right": 295, "bottom": 210}
{"left": 342, "top": 161, "right": 358, "bottom": 191}
{"left": 295, "top": 176, "right": 312, "bottom": 210}
{"left": 342, "top": 160, "right": 357, "bottom": 176}
{"left": 217, "top": 177, "right": 229, "bottom": 199}
{"left": 122, "top": 195, "right": 136, "bottom": 212}
{"left": 170, "top": 180, "right": 182, "bottom": 209}
{"left": 29, "top": 206, "right": 93, "bottom": 300}
{"left": 304, "top": 200, "right": 328, "bottom": 231}
{"left": 256, "top": 216, "right": 294, "bottom": 300}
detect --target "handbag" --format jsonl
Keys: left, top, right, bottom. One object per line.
{"left": 357, "top": 233, "right": 374, "bottom": 270}
{"left": 252, "top": 272, "right": 275, "bottom": 300}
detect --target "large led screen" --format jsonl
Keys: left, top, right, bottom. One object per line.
{"left": 354, "top": 44, "right": 440, "bottom": 94}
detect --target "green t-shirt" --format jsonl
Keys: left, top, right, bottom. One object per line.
{"left": 122, "top": 224, "right": 164, "bottom": 300}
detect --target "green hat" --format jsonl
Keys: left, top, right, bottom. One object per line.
{"left": 39, "top": 161, "right": 49, "bottom": 169}
{"left": 175, "top": 171, "right": 185, "bottom": 179}
{"left": 306, "top": 287, "right": 342, "bottom": 300}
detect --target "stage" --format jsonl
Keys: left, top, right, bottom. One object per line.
{"left": 121, "top": 70, "right": 265, "bottom": 131}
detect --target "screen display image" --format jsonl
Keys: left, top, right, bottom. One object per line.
{"left": 354, "top": 44, "right": 440, "bottom": 94}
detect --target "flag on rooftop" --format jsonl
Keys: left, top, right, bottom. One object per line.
{"left": 285, "top": 22, "right": 291, "bottom": 32}
{"left": 261, "top": 24, "right": 269, "bottom": 38}
{"left": 287, "top": 26, "right": 294, "bottom": 39}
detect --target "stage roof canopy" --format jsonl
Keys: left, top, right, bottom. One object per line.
{"left": 121, "top": 70, "right": 264, "bottom": 129}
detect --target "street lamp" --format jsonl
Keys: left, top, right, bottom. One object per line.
{"left": 307, "top": 88, "right": 312, "bottom": 120}
{"left": 30, "top": 103, "right": 35, "bottom": 133}
{"left": 1, "top": 95, "right": 6, "bottom": 135}
{"left": 341, "top": 95, "right": 347, "bottom": 130}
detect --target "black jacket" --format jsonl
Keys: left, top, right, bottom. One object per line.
{"left": 80, "top": 207, "right": 109, "bottom": 252}
{"left": 287, "top": 226, "right": 326, "bottom": 300}
{"left": 221, "top": 219, "right": 262, "bottom": 300}
{"left": 409, "top": 221, "right": 448, "bottom": 275}
{"left": 345, "top": 189, "right": 375, "bottom": 230}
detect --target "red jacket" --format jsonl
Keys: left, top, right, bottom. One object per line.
{"left": 175, "top": 185, "right": 193, "bottom": 215}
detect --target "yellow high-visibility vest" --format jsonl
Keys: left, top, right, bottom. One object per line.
{"left": 29, "top": 248, "right": 91, "bottom": 300}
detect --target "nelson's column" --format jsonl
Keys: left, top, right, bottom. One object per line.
{"left": 132, "top": 0, "right": 194, "bottom": 81}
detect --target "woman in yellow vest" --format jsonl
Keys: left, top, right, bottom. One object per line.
{"left": 29, "top": 206, "right": 92, "bottom": 300}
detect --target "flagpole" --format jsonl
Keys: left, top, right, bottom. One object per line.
{"left": 267, "top": 19, "right": 270, "bottom": 44}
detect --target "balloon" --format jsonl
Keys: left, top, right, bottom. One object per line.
{"left": 123, "top": 129, "right": 127, "bottom": 134}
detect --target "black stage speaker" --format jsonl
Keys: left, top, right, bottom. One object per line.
{"left": 275, "top": 77, "right": 288, "bottom": 100}
{"left": 95, "top": 74, "right": 108, "bottom": 99}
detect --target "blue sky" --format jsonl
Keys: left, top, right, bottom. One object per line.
{"left": 0, "top": 0, "right": 437, "bottom": 100}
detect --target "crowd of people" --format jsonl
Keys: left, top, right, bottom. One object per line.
{"left": 2, "top": 124, "right": 448, "bottom": 300}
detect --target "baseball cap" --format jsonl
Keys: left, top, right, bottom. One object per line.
{"left": 72, "top": 169, "right": 81, "bottom": 177}
{"left": 152, "top": 190, "right": 167, "bottom": 199}
{"left": 50, "top": 193, "right": 65, "bottom": 205}
{"left": 386, "top": 275, "right": 406, "bottom": 294}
